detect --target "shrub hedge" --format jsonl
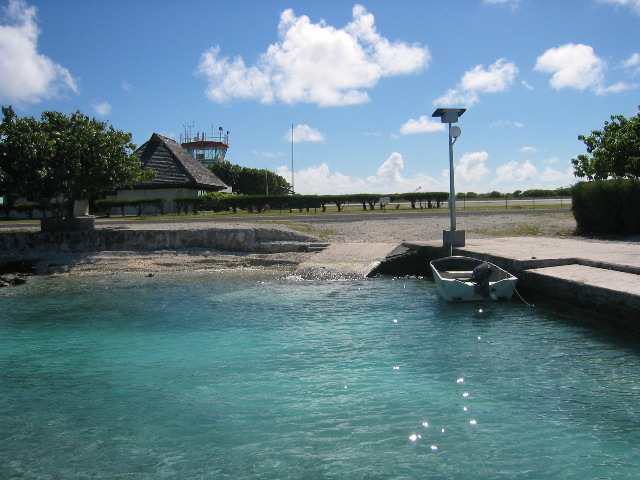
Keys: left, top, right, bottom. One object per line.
{"left": 572, "top": 179, "right": 640, "bottom": 234}
{"left": 94, "top": 198, "right": 165, "bottom": 217}
{"left": 183, "top": 192, "right": 449, "bottom": 215}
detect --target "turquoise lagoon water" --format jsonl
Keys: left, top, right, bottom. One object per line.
{"left": 1, "top": 272, "right": 639, "bottom": 479}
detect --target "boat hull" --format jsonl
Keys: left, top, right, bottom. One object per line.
{"left": 430, "top": 256, "right": 517, "bottom": 302}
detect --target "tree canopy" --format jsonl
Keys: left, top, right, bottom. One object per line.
{"left": 0, "top": 106, "right": 151, "bottom": 218}
{"left": 572, "top": 105, "right": 640, "bottom": 181}
{"left": 209, "top": 161, "right": 291, "bottom": 195}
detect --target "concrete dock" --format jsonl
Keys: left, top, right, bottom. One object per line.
{"left": 402, "top": 237, "right": 640, "bottom": 333}
{"left": 294, "top": 236, "right": 640, "bottom": 333}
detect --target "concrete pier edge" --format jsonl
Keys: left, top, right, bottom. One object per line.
{"left": 399, "top": 240, "right": 640, "bottom": 334}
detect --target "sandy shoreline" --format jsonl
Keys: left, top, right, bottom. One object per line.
{"left": 4, "top": 210, "right": 634, "bottom": 277}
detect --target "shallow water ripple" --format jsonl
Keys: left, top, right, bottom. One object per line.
{"left": 1, "top": 274, "right": 639, "bottom": 479}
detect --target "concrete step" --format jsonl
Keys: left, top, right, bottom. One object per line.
{"left": 308, "top": 243, "right": 331, "bottom": 252}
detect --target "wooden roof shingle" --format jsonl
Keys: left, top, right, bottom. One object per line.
{"left": 134, "top": 133, "right": 228, "bottom": 190}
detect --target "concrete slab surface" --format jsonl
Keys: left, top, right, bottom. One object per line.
{"left": 406, "top": 236, "right": 640, "bottom": 331}
{"left": 527, "top": 264, "right": 640, "bottom": 296}
{"left": 462, "top": 237, "right": 640, "bottom": 270}
{"left": 297, "top": 243, "right": 400, "bottom": 279}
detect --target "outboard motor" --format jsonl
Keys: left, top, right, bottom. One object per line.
{"left": 470, "top": 262, "right": 493, "bottom": 298}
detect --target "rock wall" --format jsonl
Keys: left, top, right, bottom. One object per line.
{"left": 0, "top": 227, "right": 318, "bottom": 255}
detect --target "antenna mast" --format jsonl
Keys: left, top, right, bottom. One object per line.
{"left": 291, "top": 123, "right": 295, "bottom": 194}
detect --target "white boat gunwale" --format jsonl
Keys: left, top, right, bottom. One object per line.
{"left": 429, "top": 255, "right": 517, "bottom": 302}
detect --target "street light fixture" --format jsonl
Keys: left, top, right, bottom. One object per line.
{"left": 432, "top": 107, "right": 466, "bottom": 250}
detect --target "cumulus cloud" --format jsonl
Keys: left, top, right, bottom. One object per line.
{"left": 434, "top": 58, "right": 518, "bottom": 107}
{"left": 285, "top": 124, "right": 325, "bottom": 143}
{"left": 460, "top": 59, "right": 519, "bottom": 93}
{"left": 454, "top": 151, "right": 490, "bottom": 183}
{"left": 399, "top": 115, "right": 445, "bottom": 135}
{"left": 375, "top": 152, "right": 404, "bottom": 184}
{"left": 535, "top": 43, "right": 605, "bottom": 90}
{"left": 278, "top": 163, "right": 369, "bottom": 194}
{"left": 277, "top": 150, "right": 572, "bottom": 195}
{"left": 535, "top": 43, "right": 637, "bottom": 94}
{"left": 538, "top": 165, "right": 574, "bottom": 185}
{"left": 0, "top": 0, "right": 78, "bottom": 104}
{"left": 496, "top": 160, "right": 537, "bottom": 183}
{"left": 277, "top": 152, "right": 441, "bottom": 194}
{"left": 197, "top": 5, "right": 430, "bottom": 106}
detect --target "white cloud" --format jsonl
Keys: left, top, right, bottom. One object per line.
{"left": 0, "top": 0, "right": 78, "bottom": 105}
{"left": 252, "top": 150, "right": 284, "bottom": 159}
{"left": 197, "top": 5, "right": 430, "bottom": 106}
{"left": 538, "top": 165, "right": 574, "bottom": 185}
{"left": 535, "top": 43, "right": 605, "bottom": 90}
{"left": 521, "top": 80, "right": 534, "bottom": 90}
{"left": 121, "top": 81, "right": 134, "bottom": 92}
{"left": 277, "top": 152, "right": 441, "bottom": 194}
{"left": 375, "top": 152, "right": 404, "bottom": 184}
{"left": 496, "top": 160, "right": 537, "bottom": 183}
{"left": 460, "top": 59, "right": 519, "bottom": 93}
{"left": 399, "top": 115, "right": 445, "bottom": 135}
{"left": 489, "top": 120, "right": 523, "bottom": 128}
{"left": 454, "top": 151, "right": 490, "bottom": 183}
{"left": 285, "top": 124, "right": 325, "bottom": 143}
{"left": 599, "top": 0, "right": 640, "bottom": 15}
{"left": 434, "top": 58, "right": 518, "bottom": 107}
{"left": 535, "top": 43, "right": 638, "bottom": 94}
{"left": 623, "top": 52, "right": 640, "bottom": 71}
{"left": 594, "top": 81, "right": 637, "bottom": 94}
{"left": 278, "top": 162, "right": 369, "bottom": 194}
{"left": 433, "top": 88, "right": 479, "bottom": 107}
{"left": 277, "top": 151, "right": 574, "bottom": 195}
{"left": 519, "top": 146, "right": 538, "bottom": 153}
{"left": 92, "top": 101, "right": 111, "bottom": 116}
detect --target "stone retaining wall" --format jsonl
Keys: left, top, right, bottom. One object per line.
{"left": 0, "top": 227, "right": 318, "bottom": 255}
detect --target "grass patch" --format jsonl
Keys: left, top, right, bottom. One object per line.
{"left": 469, "top": 224, "right": 541, "bottom": 237}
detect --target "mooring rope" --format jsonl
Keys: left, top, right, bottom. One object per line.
{"left": 514, "top": 288, "right": 533, "bottom": 307}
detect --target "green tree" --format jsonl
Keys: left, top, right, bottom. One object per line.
{"left": 209, "top": 161, "right": 242, "bottom": 192}
{"left": 572, "top": 105, "right": 640, "bottom": 181}
{"left": 0, "top": 106, "right": 151, "bottom": 218}
{"left": 209, "top": 162, "right": 291, "bottom": 195}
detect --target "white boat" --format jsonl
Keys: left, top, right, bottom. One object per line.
{"left": 430, "top": 256, "right": 517, "bottom": 302}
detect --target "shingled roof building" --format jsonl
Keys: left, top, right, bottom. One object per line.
{"left": 114, "top": 133, "right": 230, "bottom": 213}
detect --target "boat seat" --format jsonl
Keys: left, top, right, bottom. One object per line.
{"left": 439, "top": 271, "right": 474, "bottom": 280}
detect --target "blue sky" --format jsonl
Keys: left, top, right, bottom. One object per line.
{"left": 1, "top": 0, "right": 639, "bottom": 195}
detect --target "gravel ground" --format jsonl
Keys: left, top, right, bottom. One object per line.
{"left": 305, "top": 211, "right": 577, "bottom": 243}
{"left": 3, "top": 210, "right": 583, "bottom": 277}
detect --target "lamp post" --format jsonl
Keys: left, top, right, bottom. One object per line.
{"left": 432, "top": 107, "right": 466, "bottom": 250}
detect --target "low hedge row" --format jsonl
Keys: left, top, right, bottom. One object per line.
{"left": 0, "top": 202, "right": 43, "bottom": 219}
{"left": 94, "top": 198, "right": 166, "bottom": 217}
{"left": 572, "top": 179, "right": 640, "bottom": 234}
{"left": 176, "top": 192, "right": 449, "bottom": 214}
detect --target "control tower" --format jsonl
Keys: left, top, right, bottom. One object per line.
{"left": 180, "top": 124, "right": 229, "bottom": 167}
